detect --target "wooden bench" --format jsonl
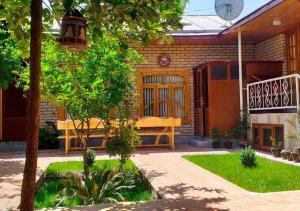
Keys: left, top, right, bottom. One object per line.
{"left": 57, "top": 117, "right": 181, "bottom": 154}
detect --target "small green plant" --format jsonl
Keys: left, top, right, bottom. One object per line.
{"left": 270, "top": 136, "right": 281, "bottom": 148}
{"left": 57, "top": 169, "right": 136, "bottom": 206}
{"left": 211, "top": 128, "right": 222, "bottom": 142}
{"left": 86, "top": 149, "right": 96, "bottom": 167}
{"left": 223, "top": 132, "right": 232, "bottom": 142}
{"left": 240, "top": 146, "right": 256, "bottom": 168}
{"left": 233, "top": 109, "right": 249, "bottom": 140}
{"left": 106, "top": 124, "right": 141, "bottom": 168}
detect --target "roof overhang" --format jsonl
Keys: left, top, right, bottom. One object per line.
{"left": 219, "top": 0, "right": 300, "bottom": 44}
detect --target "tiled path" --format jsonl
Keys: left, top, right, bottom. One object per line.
{"left": 1, "top": 145, "right": 300, "bottom": 210}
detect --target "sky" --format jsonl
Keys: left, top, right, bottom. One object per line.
{"left": 184, "top": 0, "right": 271, "bottom": 20}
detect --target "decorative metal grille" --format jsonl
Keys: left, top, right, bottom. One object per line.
{"left": 247, "top": 74, "right": 300, "bottom": 112}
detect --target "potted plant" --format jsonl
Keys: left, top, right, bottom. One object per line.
{"left": 281, "top": 150, "right": 288, "bottom": 159}
{"left": 233, "top": 109, "right": 249, "bottom": 148}
{"left": 223, "top": 132, "right": 233, "bottom": 149}
{"left": 286, "top": 151, "right": 293, "bottom": 161}
{"left": 211, "top": 128, "right": 221, "bottom": 149}
{"left": 291, "top": 150, "right": 300, "bottom": 163}
{"left": 270, "top": 136, "right": 281, "bottom": 157}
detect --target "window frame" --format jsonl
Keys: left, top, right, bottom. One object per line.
{"left": 137, "top": 69, "right": 190, "bottom": 124}
{"left": 287, "top": 31, "right": 298, "bottom": 74}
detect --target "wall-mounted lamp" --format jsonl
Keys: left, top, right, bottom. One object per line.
{"left": 273, "top": 18, "right": 282, "bottom": 26}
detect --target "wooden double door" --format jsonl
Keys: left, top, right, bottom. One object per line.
{"left": 1, "top": 85, "right": 28, "bottom": 141}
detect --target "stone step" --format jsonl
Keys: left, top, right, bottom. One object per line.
{"left": 189, "top": 139, "right": 211, "bottom": 148}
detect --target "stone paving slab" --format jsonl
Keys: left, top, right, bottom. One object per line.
{"left": 1, "top": 146, "right": 300, "bottom": 210}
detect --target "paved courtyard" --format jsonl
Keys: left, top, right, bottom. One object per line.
{"left": 1, "top": 145, "right": 300, "bottom": 210}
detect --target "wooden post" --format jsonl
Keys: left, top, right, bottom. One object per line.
{"left": 0, "top": 89, "right": 2, "bottom": 140}
{"left": 65, "top": 127, "right": 70, "bottom": 154}
{"left": 238, "top": 31, "right": 243, "bottom": 115}
{"left": 171, "top": 125, "right": 175, "bottom": 150}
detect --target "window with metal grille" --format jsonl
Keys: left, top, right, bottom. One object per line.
{"left": 138, "top": 70, "right": 190, "bottom": 123}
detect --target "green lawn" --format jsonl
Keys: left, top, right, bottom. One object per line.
{"left": 35, "top": 160, "right": 152, "bottom": 208}
{"left": 183, "top": 153, "right": 300, "bottom": 193}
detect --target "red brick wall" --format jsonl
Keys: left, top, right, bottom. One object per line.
{"left": 255, "top": 34, "right": 287, "bottom": 74}
{"left": 40, "top": 35, "right": 287, "bottom": 136}
{"left": 136, "top": 44, "right": 255, "bottom": 135}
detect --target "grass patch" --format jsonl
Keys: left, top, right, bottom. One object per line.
{"left": 35, "top": 160, "right": 152, "bottom": 208}
{"left": 45, "top": 159, "right": 136, "bottom": 175}
{"left": 184, "top": 153, "right": 300, "bottom": 193}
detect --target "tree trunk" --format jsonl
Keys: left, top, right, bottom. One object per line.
{"left": 19, "top": 0, "right": 42, "bottom": 210}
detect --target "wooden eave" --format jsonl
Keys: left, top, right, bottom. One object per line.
{"left": 219, "top": 0, "right": 300, "bottom": 44}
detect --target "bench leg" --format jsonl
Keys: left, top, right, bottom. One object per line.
{"left": 171, "top": 126, "right": 175, "bottom": 150}
{"left": 65, "top": 137, "right": 70, "bottom": 154}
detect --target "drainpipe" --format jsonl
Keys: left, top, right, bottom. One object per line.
{"left": 238, "top": 31, "right": 243, "bottom": 116}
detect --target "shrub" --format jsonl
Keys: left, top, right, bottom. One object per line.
{"left": 211, "top": 128, "right": 221, "bottom": 142}
{"left": 106, "top": 125, "right": 141, "bottom": 167}
{"left": 240, "top": 147, "right": 256, "bottom": 168}
{"left": 86, "top": 149, "right": 96, "bottom": 167}
{"left": 39, "top": 121, "right": 60, "bottom": 149}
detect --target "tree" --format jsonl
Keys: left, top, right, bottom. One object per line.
{"left": 0, "top": 0, "right": 187, "bottom": 210}
{"left": 36, "top": 36, "right": 142, "bottom": 178}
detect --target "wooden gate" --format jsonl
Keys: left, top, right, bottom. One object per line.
{"left": 2, "top": 85, "right": 27, "bottom": 141}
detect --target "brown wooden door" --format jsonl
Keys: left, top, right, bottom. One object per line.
{"left": 194, "top": 66, "right": 208, "bottom": 136}
{"left": 2, "top": 85, "right": 27, "bottom": 141}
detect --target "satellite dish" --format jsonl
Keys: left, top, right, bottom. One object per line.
{"left": 215, "top": 0, "right": 244, "bottom": 21}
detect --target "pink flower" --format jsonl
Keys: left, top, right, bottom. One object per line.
{"left": 133, "top": 115, "right": 140, "bottom": 122}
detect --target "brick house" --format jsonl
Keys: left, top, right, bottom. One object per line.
{"left": 1, "top": 0, "right": 300, "bottom": 151}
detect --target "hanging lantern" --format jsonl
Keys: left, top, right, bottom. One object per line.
{"left": 59, "top": 9, "right": 87, "bottom": 50}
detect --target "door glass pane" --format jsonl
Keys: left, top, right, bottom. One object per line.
{"left": 262, "top": 128, "right": 272, "bottom": 147}
{"left": 174, "top": 88, "right": 185, "bottom": 118}
{"left": 253, "top": 127, "right": 259, "bottom": 145}
{"left": 158, "top": 88, "right": 169, "bottom": 117}
{"left": 275, "top": 127, "right": 284, "bottom": 145}
{"left": 211, "top": 64, "right": 227, "bottom": 80}
{"left": 143, "top": 88, "right": 154, "bottom": 116}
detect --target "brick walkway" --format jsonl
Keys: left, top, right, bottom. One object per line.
{"left": 1, "top": 145, "right": 300, "bottom": 210}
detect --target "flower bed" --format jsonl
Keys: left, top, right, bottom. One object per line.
{"left": 34, "top": 160, "right": 153, "bottom": 208}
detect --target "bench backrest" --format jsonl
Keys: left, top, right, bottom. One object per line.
{"left": 57, "top": 118, "right": 105, "bottom": 130}
{"left": 57, "top": 117, "right": 181, "bottom": 130}
{"left": 136, "top": 117, "right": 181, "bottom": 128}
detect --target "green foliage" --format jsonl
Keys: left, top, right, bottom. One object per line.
{"left": 184, "top": 153, "right": 300, "bottom": 193}
{"left": 0, "top": 21, "right": 23, "bottom": 89}
{"left": 59, "top": 169, "right": 136, "bottom": 205}
{"left": 223, "top": 132, "right": 232, "bottom": 142}
{"left": 270, "top": 136, "right": 281, "bottom": 148}
{"left": 0, "top": 0, "right": 187, "bottom": 51}
{"left": 39, "top": 121, "right": 61, "bottom": 150}
{"left": 106, "top": 123, "right": 141, "bottom": 167}
{"left": 240, "top": 147, "right": 256, "bottom": 168}
{"left": 36, "top": 160, "right": 152, "bottom": 208}
{"left": 233, "top": 109, "right": 249, "bottom": 140}
{"left": 86, "top": 149, "right": 96, "bottom": 167}
{"left": 211, "top": 127, "right": 221, "bottom": 142}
